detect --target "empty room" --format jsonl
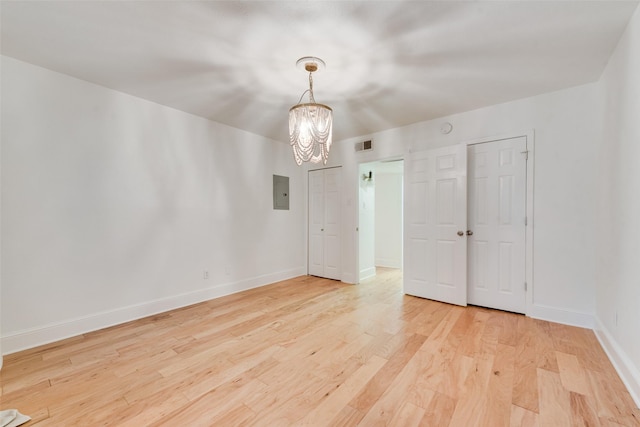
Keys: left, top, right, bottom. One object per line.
{"left": 1, "top": 1, "right": 639, "bottom": 426}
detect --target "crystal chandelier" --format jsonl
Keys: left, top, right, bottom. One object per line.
{"left": 289, "top": 57, "right": 333, "bottom": 165}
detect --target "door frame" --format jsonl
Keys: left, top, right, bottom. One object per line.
{"left": 355, "top": 158, "right": 405, "bottom": 283}
{"left": 464, "top": 130, "right": 535, "bottom": 315}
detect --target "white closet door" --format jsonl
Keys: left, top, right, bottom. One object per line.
{"left": 404, "top": 145, "right": 467, "bottom": 306}
{"left": 468, "top": 137, "right": 527, "bottom": 313}
{"left": 308, "top": 169, "right": 325, "bottom": 277}
{"left": 308, "top": 168, "right": 341, "bottom": 280}
{"left": 322, "top": 168, "right": 342, "bottom": 280}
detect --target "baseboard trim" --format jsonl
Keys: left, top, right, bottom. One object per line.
{"left": 594, "top": 318, "right": 640, "bottom": 408}
{"left": 528, "top": 303, "right": 594, "bottom": 329}
{"left": 1, "top": 267, "right": 306, "bottom": 355}
{"left": 359, "top": 267, "right": 376, "bottom": 281}
{"left": 375, "top": 258, "right": 402, "bottom": 269}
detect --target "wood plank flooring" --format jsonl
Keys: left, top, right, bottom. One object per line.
{"left": 1, "top": 269, "right": 638, "bottom": 426}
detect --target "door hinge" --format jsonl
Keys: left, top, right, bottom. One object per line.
{"left": 521, "top": 150, "right": 529, "bottom": 160}
{"left": 525, "top": 216, "right": 528, "bottom": 226}
{"left": 525, "top": 282, "right": 528, "bottom": 291}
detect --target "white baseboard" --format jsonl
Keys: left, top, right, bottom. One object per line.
{"left": 375, "top": 258, "right": 402, "bottom": 269}
{"left": 594, "top": 318, "right": 640, "bottom": 408}
{"left": 1, "top": 267, "right": 306, "bottom": 355}
{"left": 528, "top": 303, "right": 594, "bottom": 329}
{"left": 359, "top": 267, "right": 376, "bottom": 281}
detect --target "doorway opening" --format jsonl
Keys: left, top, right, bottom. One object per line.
{"left": 358, "top": 159, "right": 404, "bottom": 283}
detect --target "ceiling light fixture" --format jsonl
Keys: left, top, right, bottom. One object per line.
{"left": 289, "top": 57, "right": 333, "bottom": 165}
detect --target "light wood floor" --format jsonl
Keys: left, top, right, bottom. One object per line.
{"left": 1, "top": 269, "right": 638, "bottom": 426}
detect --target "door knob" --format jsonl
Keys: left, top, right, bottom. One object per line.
{"left": 466, "top": 230, "right": 473, "bottom": 236}
{"left": 457, "top": 231, "right": 464, "bottom": 236}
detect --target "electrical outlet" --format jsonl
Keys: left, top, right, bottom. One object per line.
{"left": 203, "top": 270, "right": 209, "bottom": 280}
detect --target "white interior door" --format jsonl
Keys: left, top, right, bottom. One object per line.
{"left": 308, "top": 168, "right": 342, "bottom": 280}
{"left": 323, "top": 168, "right": 342, "bottom": 280}
{"left": 308, "top": 170, "right": 325, "bottom": 277}
{"left": 467, "top": 137, "right": 527, "bottom": 313}
{"left": 404, "top": 145, "right": 467, "bottom": 306}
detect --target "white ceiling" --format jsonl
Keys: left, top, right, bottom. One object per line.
{"left": 2, "top": 1, "right": 638, "bottom": 143}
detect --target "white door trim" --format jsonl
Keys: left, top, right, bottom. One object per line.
{"left": 464, "top": 130, "right": 535, "bottom": 316}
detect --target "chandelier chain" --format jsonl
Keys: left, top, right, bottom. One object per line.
{"left": 309, "top": 72, "right": 316, "bottom": 103}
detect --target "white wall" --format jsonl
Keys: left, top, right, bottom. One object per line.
{"left": 374, "top": 164, "right": 403, "bottom": 269}
{"left": 1, "top": 56, "right": 306, "bottom": 354}
{"left": 594, "top": 5, "right": 640, "bottom": 406}
{"left": 331, "top": 82, "right": 600, "bottom": 327}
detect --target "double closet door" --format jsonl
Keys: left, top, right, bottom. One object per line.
{"left": 308, "top": 167, "right": 342, "bottom": 280}
{"left": 403, "top": 136, "right": 528, "bottom": 313}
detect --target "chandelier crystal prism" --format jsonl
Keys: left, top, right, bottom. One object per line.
{"left": 289, "top": 57, "right": 333, "bottom": 165}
